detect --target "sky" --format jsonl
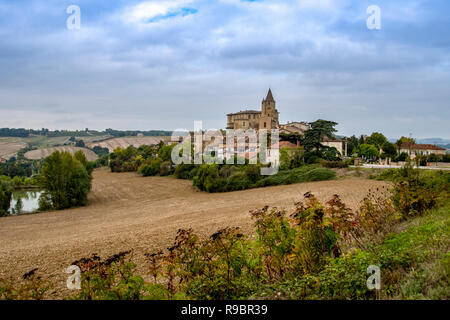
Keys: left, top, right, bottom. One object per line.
{"left": 0, "top": 0, "right": 449, "bottom": 139}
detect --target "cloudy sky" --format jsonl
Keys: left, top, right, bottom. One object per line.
{"left": 0, "top": 0, "right": 449, "bottom": 139}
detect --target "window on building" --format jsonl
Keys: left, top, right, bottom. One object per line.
{"left": 264, "top": 122, "right": 267, "bottom": 128}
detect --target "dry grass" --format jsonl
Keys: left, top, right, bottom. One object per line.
{"left": 24, "top": 147, "right": 98, "bottom": 162}
{"left": 87, "top": 136, "right": 170, "bottom": 152}
{"left": 0, "top": 138, "right": 27, "bottom": 159}
{"left": 0, "top": 169, "right": 389, "bottom": 298}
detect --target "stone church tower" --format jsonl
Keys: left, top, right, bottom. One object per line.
{"left": 259, "top": 89, "right": 279, "bottom": 130}
{"left": 226, "top": 89, "right": 280, "bottom": 130}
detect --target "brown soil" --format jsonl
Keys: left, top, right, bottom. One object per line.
{"left": 0, "top": 169, "right": 389, "bottom": 298}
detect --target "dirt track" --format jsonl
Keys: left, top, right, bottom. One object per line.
{"left": 0, "top": 169, "right": 388, "bottom": 298}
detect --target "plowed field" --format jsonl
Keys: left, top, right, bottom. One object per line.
{"left": 0, "top": 169, "right": 389, "bottom": 298}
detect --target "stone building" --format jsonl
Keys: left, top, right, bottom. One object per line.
{"left": 322, "top": 136, "right": 344, "bottom": 156}
{"left": 279, "top": 121, "right": 310, "bottom": 135}
{"left": 400, "top": 143, "right": 446, "bottom": 158}
{"left": 226, "top": 89, "right": 279, "bottom": 130}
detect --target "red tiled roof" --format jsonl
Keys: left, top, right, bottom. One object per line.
{"left": 401, "top": 143, "right": 445, "bottom": 151}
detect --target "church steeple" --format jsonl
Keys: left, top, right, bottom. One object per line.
{"left": 265, "top": 88, "right": 275, "bottom": 102}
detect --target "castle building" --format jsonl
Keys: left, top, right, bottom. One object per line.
{"left": 226, "top": 89, "right": 279, "bottom": 130}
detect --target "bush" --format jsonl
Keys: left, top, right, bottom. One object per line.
{"left": 190, "top": 164, "right": 336, "bottom": 193}
{"left": 108, "top": 146, "right": 142, "bottom": 172}
{"left": 159, "top": 161, "right": 173, "bottom": 176}
{"left": 92, "top": 146, "right": 109, "bottom": 157}
{"left": 70, "top": 252, "right": 172, "bottom": 300}
{"left": 304, "top": 152, "right": 319, "bottom": 164}
{"left": 38, "top": 192, "right": 53, "bottom": 211}
{"left": 172, "top": 228, "right": 258, "bottom": 300}
{"left": 225, "top": 172, "right": 250, "bottom": 191}
{"left": 138, "top": 159, "right": 163, "bottom": 177}
{"left": 174, "top": 164, "right": 198, "bottom": 180}
{"left": 94, "top": 155, "right": 109, "bottom": 168}
{"left": 304, "top": 168, "right": 336, "bottom": 182}
{"left": 0, "top": 268, "right": 50, "bottom": 300}
{"left": 280, "top": 147, "right": 304, "bottom": 170}
{"left": 193, "top": 164, "right": 226, "bottom": 192}
{"left": 290, "top": 194, "right": 338, "bottom": 274}
{"left": 244, "top": 165, "right": 261, "bottom": 183}
{"left": 391, "top": 168, "right": 443, "bottom": 219}
{"left": 254, "top": 175, "right": 285, "bottom": 188}
{"left": 75, "top": 140, "right": 85, "bottom": 148}
{"left": 250, "top": 206, "right": 296, "bottom": 280}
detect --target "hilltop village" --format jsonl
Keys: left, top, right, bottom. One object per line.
{"left": 226, "top": 89, "right": 344, "bottom": 155}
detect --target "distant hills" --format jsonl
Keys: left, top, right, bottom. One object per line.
{"left": 415, "top": 138, "right": 450, "bottom": 146}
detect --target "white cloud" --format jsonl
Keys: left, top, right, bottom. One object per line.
{"left": 122, "top": 0, "right": 196, "bottom": 24}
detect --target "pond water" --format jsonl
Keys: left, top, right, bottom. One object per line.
{"left": 9, "top": 190, "right": 42, "bottom": 215}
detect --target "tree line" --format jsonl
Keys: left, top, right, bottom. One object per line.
{"left": 0, "top": 127, "right": 172, "bottom": 138}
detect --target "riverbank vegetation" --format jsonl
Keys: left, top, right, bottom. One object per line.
{"left": 37, "top": 151, "right": 93, "bottom": 211}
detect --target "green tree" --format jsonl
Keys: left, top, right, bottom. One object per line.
{"left": 75, "top": 140, "right": 86, "bottom": 148}
{"left": 74, "top": 150, "right": 94, "bottom": 176}
{"left": 158, "top": 144, "right": 176, "bottom": 162}
{"left": 13, "top": 197, "right": 23, "bottom": 214}
{"left": 346, "top": 135, "right": 360, "bottom": 156}
{"left": 365, "top": 132, "right": 388, "bottom": 150}
{"left": 302, "top": 120, "right": 338, "bottom": 155}
{"left": 0, "top": 180, "right": 12, "bottom": 216}
{"left": 355, "top": 144, "right": 379, "bottom": 160}
{"left": 381, "top": 142, "right": 398, "bottom": 158}
{"left": 92, "top": 146, "right": 109, "bottom": 157}
{"left": 38, "top": 151, "right": 92, "bottom": 210}
{"left": 358, "top": 135, "right": 365, "bottom": 145}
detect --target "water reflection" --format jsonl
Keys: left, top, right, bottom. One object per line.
{"left": 9, "top": 190, "right": 42, "bottom": 215}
